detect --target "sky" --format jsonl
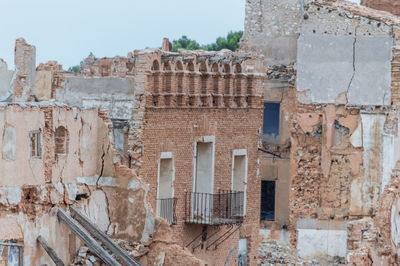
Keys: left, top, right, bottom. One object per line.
{"left": 0, "top": 0, "right": 245, "bottom": 69}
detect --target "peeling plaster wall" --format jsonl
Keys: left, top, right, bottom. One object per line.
{"left": 0, "top": 103, "right": 160, "bottom": 265}
{"left": 57, "top": 76, "right": 136, "bottom": 120}
{"left": 0, "top": 106, "right": 45, "bottom": 185}
{"left": 350, "top": 113, "right": 386, "bottom": 216}
{"left": 296, "top": 219, "right": 347, "bottom": 258}
{"left": 242, "top": 0, "right": 400, "bottom": 262}
{"left": 13, "top": 38, "right": 36, "bottom": 102}
{"left": 297, "top": 4, "right": 392, "bottom": 105}
{"left": 242, "top": 0, "right": 302, "bottom": 66}
{"left": 0, "top": 59, "right": 14, "bottom": 101}
{"left": 362, "top": 0, "right": 400, "bottom": 15}
{"left": 0, "top": 104, "right": 103, "bottom": 186}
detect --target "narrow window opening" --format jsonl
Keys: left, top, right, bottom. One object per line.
{"left": 163, "top": 62, "right": 171, "bottom": 93}
{"left": 152, "top": 60, "right": 160, "bottom": 94}
{"left": 157, "top": 158, "right": 176, "bottom": 224}
{"left": 232, "top": 153, "right": 246, "bottom": 216}
{"left": 55, "top": 126, "right": 69, "bottom": 155}
{"left": 112, "top": 120, "right": 128, "bottom": 164}
{"left": 195, "top": 142, "right": 213, "bottom": 194}
{"left": 263, "top": 103, "right": 280, "bottom": 143}
{"left": 261, "top": 180, "right": 275, "bottom": 221}
{"left": 30, "top": 130, "right": 41, "bottom": 158}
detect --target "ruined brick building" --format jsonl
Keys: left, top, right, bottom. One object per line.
{"left": 0, "top": 37, "right": 265, "bottom": 265}
{"left": 2, "top": 0, "right": 400, "bottom": 265}
{"left": 241, "top": 0, "right": 400, "bottom": 264}
{"left": 361, "top": 0, "right": 400, "bottom": 16}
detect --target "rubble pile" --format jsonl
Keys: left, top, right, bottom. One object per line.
{"left": 70, "top": 246, "right": 104, "bottom": 266}
{"left": 114, "top": 239, "right": 149, "bottom": 258}
{"left": 258, "top": 239, "right": 346, "bottom": 266}
{"left": 258, "top": 239, "right": 311, "bottom": 265}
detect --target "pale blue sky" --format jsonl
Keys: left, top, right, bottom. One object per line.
{"left": 0, "top": 0, "right": 245, "bottom": 69}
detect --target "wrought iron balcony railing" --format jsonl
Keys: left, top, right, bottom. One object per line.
{"left": 184, "top": 190, "right": 244, "bottom": 225}
{"left": 157, "top": 198, "right": 178, "bottom": 225}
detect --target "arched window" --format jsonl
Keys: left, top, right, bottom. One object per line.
{"left": 176, "top": 61, "right": 184, "bottom": 93}
{"left": 211, "top": 63, "right": 219, "bottom": 94}
{"left": 163, "top": 62, "right": 171, "bottom": 93}
{"left": 55, "top": 126, "right": 69, "bottom": 155}
{"left": 234, "top": 64, "right": 242, "bottom": 95}
{"left": 199, "top": 62, "right": 208, "bottom": 107}
{"left": 199, "top": 62, "right": 208, "bottom": 95}
{"left": 152, "top": 60, "right": 160, "bottom": 93}
{"left": 211, "top": 63, "right": 219, "bottom": 107}
{"left": 176, "top": 61, "right": 184, "bottom": 106}
{"left": 247, "top": 76, "right": 253, "bottom": 95}
{"left": 223, "top": 64, "right": 231, "bottom": 95}
{"left": 234, "top": 64, "right": 242, "bottom": 107}
{"left": 187, "top": 62, "right": 195, "bottom": 94}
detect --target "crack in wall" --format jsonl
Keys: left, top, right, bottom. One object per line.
{"left": 346, "top": 26, "right": 358, "bottom": 102}
{"left": 96, "top": 145, "right": 106, "bottom": 187}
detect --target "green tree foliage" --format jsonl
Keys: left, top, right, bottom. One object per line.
{"left": 67, "top": 52, "right": 95, "bottom": 73}
{"left": 171, "top": 31, "right": 243, "bottom": 52}
{"left": 171, "top": 36, "right": 201, "bottom": 52}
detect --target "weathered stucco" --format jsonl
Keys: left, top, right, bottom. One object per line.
{"left": 57, "top": 76, "right": 136, "bottom": 120}
{"left": 242, "top": 0, "right": 400, "bottom": 263}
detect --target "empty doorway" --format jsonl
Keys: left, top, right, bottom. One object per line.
{"left": 261, "top": 180, "right": 275, "bottom": 220}
{"left": 157, "top": 154, "right": 175, "bottom": 223}
{"left": 192, "top": 139, "right": 215, "bottom": 221}
{"left": 232, "top": 150, "right": 247, "bottom": 216}
{"left": 194, "top": 141, "right": 214, "bottom": 194}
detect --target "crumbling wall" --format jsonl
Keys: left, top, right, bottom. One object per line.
{"left": 242, "top": 0, "right": 400, "bottom": 262}
{"left": 80, "top": 56, "right": 135, "bottom": 78}
{"left": 0, "top": 59, "right": 14, "bottom": 101}
{"left": 297, "top": 2, "right": 392, "bottom": 106}
{"left": 13, "top": 38, "right": 36, "bottom": 102}
{"left": 362, "top": 0, "right": 400, "bottom": 16}
{"left": 0, "top": 104, "right": 145, "bottom": 264}
{"left": 241, "top": 0, "right": 302, "bottom": 65}
{"left": 137, "top": 49, "right": 265, "bottom": 266}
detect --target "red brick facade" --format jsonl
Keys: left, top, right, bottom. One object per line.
{"left": 136, "top": 50, "right": 265, "bottom": 265}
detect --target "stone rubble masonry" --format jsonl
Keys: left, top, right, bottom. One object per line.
{"left": 0, "top": 36, "right": 266, "bottom": 265}
{"left": 13, "top": 38, "right": 36, "bottom": 101}
{"left": 242, "top": 0, "right": 400, "bottom": 264}
{"left": 0, "top": 101, "right": 203, "bottom": 265}
{"left": 362, "top": 0, "right": 400, "bottom": 16}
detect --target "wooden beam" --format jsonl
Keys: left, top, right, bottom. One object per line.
{"left": 70, "top": 205, "right": 140, "bottom": 266}
{"left": 57, "top": 208, "right": 121, "bottom": 266}
{"left": 37, "top": 236, "right": 65, "bottom": 266}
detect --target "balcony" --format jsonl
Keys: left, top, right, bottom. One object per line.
{"left": 184, "top": 190, "right": 244, "bottom": 225}
{"left": 157, "top": 198, "right": 178, "bottom": 225}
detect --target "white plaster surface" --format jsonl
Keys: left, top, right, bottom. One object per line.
{"left": 58, "top": 77, "right": 136, "bottom": 120}
{"left": 86, "top": 190, "right": 110, "bottom": 232}
{"left": 0, "top": 59, "right": 13, "bottom": 101}
{"left": 350, "top": 113, "right": 386, "bottom": 215}
{"left": 297, "top": 35, "right": 392, "bottom": 105}
{"left": 350, "top": 123, "right": 362, "bottom": 148}
{"left": 7, "top": 187, "right": 22, "bottom": 205}
{"left": 297, "top": 229, "right": 347, "bottom": 258}
{"left": 391, "top": 197, "right": 400, "bottom": 249}
{"left": 2, "top": 126, "right": 16, "bottom": 160}
{"left": 259, "top": 228, "right": 290, "bottom": 244}
{"left": 382, "top": 132, "right": 396, "bottom": 194}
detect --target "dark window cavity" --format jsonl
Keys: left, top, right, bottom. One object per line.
{"left": 263, "top": 103, "right": 280, "bottom": 143}
{"left": 261, "top": 180, "right": 275, "bottom": 220}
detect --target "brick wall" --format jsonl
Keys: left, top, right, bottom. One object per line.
{"left": 362, "top": 0, "right": 400, "bottom": 16}
{"left": 392, "top": 30, "right": 400, "bottom": 105}
{"left": 140, "top": 107, "right": 262, "bottom": 265}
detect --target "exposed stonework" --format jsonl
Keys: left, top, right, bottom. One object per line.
{"left": 362, "top": 0, "right": 400, "bottom": 16}
{"left": 242, "top": 0, "right": 400, "bottom": 264}
{"left": 0, "top": 35, "right": 265, "bottom": 265}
